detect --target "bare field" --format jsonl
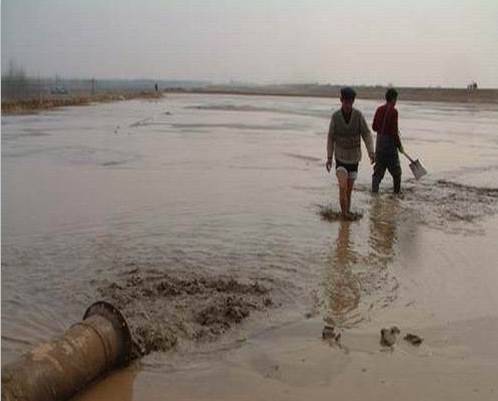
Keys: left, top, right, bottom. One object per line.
{"left": 176, "top": 84, "right": 498, "bottom": 104}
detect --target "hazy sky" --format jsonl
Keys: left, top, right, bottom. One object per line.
{"left": 2, "top": 0, "right": 497, "bottom": 87}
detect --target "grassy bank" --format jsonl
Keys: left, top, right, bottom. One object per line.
{"left": 1, "top": 91, "right": 163, "bottom": 115}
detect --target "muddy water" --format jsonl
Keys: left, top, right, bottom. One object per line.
{"left": 2, "top": 94, "right": 498, "bottom": 399}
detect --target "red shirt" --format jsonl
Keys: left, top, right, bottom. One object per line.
{"left": 372, "top": 103, "right": 401, "bottom": 148}
{"left": 372, "top": 104, "right": 398, "bottom": 135}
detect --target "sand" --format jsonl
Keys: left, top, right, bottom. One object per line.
{"left": 73, "top": 299, "right": 498, "bottom": 401}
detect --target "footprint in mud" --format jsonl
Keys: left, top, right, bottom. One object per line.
{"left": 322, "top": 325, "right": 341, "bottom": 343}
{"left": 404, "top": 333, "right": 423, "bottom": 346}
{"left": 317, "top": 205, "right": 363, "bottom": 222}
{"left": 380, "top": 326, "right": 400, "bottom": 347}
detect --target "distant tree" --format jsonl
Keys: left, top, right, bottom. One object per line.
{"left": 2, "top": 60, "right": 29, "bottom": 99}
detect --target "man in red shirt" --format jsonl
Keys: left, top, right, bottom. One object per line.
{"left": 371, "top": 88, "right": 404, "bottom": 194}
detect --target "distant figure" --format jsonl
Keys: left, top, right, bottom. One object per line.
{"left": 467, "top": 81, "right": 478, "bottom": 91}
{"left": 371, "top": 88, "right": 404, "bottom": 194}
{"left": 155, "top": 82, "right": 159, "bottom": 92}
{"left": 326, "top": 87, "right": 375, "bottom": 219}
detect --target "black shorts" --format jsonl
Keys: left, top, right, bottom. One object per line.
{"left": 335, "top": 159, "right": 359, "bottom": 179}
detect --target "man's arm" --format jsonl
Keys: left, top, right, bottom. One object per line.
{"left": 326, "top": 117, "right": 334, "bottom": 171}
{"left": 372, "top": 108, "right": 381, "bottom": 133}
{"left": 360, "top": 113, "right": 375, "bottom": 162}
{"left": 327, "top": 117, "right": 335, "bottom": 160}
{"left": 393, "top": 109, "right": 404, "bottom": 152}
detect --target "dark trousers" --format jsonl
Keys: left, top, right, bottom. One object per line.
{"left": 372, "top": 152, "right": 402, "bottom": 193}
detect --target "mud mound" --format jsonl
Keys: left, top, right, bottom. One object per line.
{"left": 97, "top": 268, "right": 272, "bottom": 357}
{"left": 355, "top": 179, "right": 498, "bottom": 230}
{"left": 403, "top": 179, "right": 498, "bottom": 225}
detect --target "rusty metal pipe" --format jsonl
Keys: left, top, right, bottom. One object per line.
{"left": 2, "top": 301, "right": 133, "bottom": 401}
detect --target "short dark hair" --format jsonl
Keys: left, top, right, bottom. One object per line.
{"left": 340, "top": 87, "right": 356, "bottom": 101}
{"left": 385, "top": 88, "right": 398, "bottom": 102}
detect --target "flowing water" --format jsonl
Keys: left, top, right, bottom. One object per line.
{"left": 2, "top": 94, "right": 498, "bottom": 398}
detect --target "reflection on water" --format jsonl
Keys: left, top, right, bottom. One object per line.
{"left": 324, "top": 221, "right": 360, "bottom": 327}
{"left": 324, "top": 196, "right": 400, "bottom": 328}
{"left": 368, "top": 196, "right": 400, "bottom": 266}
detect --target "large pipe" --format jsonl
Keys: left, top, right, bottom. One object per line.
{"left": 2, "top": 301, "right": 133, "bottom": 401}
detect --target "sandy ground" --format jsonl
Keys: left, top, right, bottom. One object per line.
{"left": 73, "top": 317, "right": 498, "bottom": 401}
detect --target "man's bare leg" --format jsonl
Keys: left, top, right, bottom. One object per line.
{"left": 336, "top": 168, "right": 349, "bottom": 218}
{"left": 346, "top": 178, "right": 355, "bottom": 214}
{"left": 339, "top": 186, "right": 348, "bottom": 217}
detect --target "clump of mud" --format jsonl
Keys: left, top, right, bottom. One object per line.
{"left": 402, "top": 179, "right": 498, "bottom": 226}
{"left": 97, "top": 268, "right": 272, "bottom": 357}
{"left": 355, "top": 179, "right": 498, "bottom": 231}
{"left": 380, "top": 326, "right": 400, "bottom": 347}
{"left": 404, "top": 333, "right": 423, "bottom": 346}
{"left": 318, "top": 205, "right": 363, "bottom": 222}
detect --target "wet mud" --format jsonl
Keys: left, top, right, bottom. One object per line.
{"left": 356, "top": 179, "right": 498, "bottom": 231}
{"left": 317, "top": 205, "right": 363, "bottom": 222}
{"left": 96, "top": 268, "right": 273, "bottom": 357}
{"left": 380, "top": 326, "right": 400, "bottom": 347}
{"left": 404, "top": 333, "right": 424, "bottom": 346}
{"left": 402, "top": 179, "right": 498, "bottom": 227}
{"left": 186, "top": 104, "right": 325, "bottom": 119}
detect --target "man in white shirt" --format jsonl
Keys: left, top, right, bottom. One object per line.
{"left": 326, "top": 87, "right": 375, "bottom": 219}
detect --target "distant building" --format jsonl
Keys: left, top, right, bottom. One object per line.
{"left": 51, "top": 85, "right": 68, "bottom": 95}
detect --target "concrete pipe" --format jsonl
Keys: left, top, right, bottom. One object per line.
{"left": 2, "top": 301, "right": 133, "bottom": 401}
